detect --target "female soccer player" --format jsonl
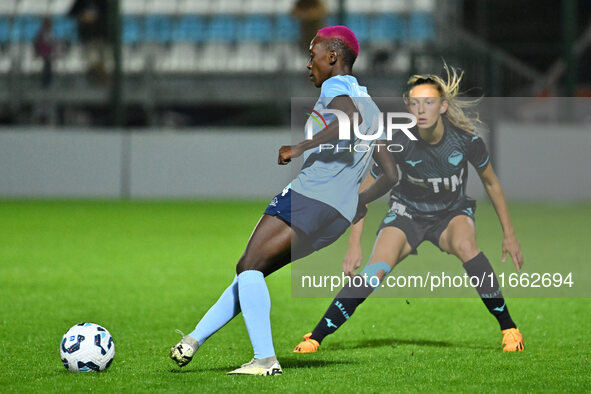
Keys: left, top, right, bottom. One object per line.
{"left": 294, "top": 65, "right": 525, "bottom": 354}
{"left": 169, "top": 26, "right": 398, "bottom": 375}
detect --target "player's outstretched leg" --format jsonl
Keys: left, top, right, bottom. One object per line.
{"left": 294, "top": 227, "right": 410, "bottom": 353}
{"left": 228, "top": 214, "right": 295, "bottom": 375}
{"left": 169, "top": 275, "right": 241, "bottom": 367}
{"left": 294, "top": 274, "right": 375, "bottom": 353}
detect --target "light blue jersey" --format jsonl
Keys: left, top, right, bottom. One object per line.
{"left": 290, "top": 75, "right": 383, "bottom": 222}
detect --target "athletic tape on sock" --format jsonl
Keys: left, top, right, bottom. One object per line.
{"left": 360, "top": 261, "right": 391, "bottom": 290}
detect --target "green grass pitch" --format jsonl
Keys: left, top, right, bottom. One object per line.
{"left": 0, "top": 200, "right": 589, "bottom": 392}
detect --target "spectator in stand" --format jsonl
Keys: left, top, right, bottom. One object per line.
{"left": 34, "top": 17, "right": 55, "bottom": 88}
{"left": 291, "top": 0, "right": 327, "bottom": 51}
{"left": 68, "top": 0, "right": 110, "bottom": 84}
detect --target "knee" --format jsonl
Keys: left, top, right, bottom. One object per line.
{"left": 236, "top": 254, "right": 266, "bottom": 275}
{"left": 453, "top": 239, "right": 479, "bottom": 262}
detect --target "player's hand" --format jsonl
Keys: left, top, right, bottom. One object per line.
{"left": 278, "top": 145, "right": 304, "bottom": 165}
{"left": 352, "top": 202, "right": 368, "bottom": 224}
{"left": 278, "top": 145, "right": 292, "bottom": 165}
{"left": 502, "top": 234, "right": 524, "bottom": 272}
{"left": 343, "top": 244, "right": 362, "bottom": 277}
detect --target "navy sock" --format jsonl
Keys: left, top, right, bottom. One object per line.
{"left": 310, "top": 275, "right": 374, "bottom": 344}
{"left": 463, "top": 252, "right": 516, "bottom": 331}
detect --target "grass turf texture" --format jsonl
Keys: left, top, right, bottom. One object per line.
{"left": 0, "top": 200, "right": 589, "bottom": 392}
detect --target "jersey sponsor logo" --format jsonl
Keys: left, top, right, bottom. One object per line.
{"left": 448, "top": 150, "right": 463, "bottom": 166}
{"left": 406, "top": 168, "right": 465, "bottom": 193}
{"left": 405, "top": 159, "right": 423, "bottom": 167}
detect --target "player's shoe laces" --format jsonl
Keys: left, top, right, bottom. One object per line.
{"left": 293, "top": 333, "right": 319, "bottom": 353}
{"left": 227, "top": 356, "right": 283, "bottom": 376}
{"left": 501, "top": 328, "right": 524, "bottom": 352}
{"left": 170, "top": 330, "right": 200, "bottom": 367}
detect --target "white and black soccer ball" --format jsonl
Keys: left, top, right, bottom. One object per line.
{"left": 60, "top": 323, "right": 115, "bottom": 372}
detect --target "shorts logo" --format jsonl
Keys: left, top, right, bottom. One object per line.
{"left": 406, "top": 159, "right": 423, "bottom": 167}
{"left": 448, "top": 150, "right": 463, "bottom": 166}
{"left": 269, "top": 197, "right": 278, "bottom": 207}
{"left": 462, "top": 207, "right": 474, "bottom": 216}
{"left": 384, "top": 212, "right": 397, "bottom": 224}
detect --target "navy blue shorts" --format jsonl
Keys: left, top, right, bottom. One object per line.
{"left": 377, "top": 199, "right": 476, "bottom": 254}
{"left": 264, "top": 188, "right": 350, "bottom": 252}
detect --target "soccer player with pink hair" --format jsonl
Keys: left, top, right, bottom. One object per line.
{"left": 169, "top": 26, "right": 398, "bottom": 375}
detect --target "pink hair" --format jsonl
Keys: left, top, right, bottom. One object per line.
{"left": 316, "top": 25, "right": 359, "bottom": 56}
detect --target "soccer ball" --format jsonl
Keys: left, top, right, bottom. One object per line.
{"left": 60, "top": 323, "right": 115, "bottom": 372}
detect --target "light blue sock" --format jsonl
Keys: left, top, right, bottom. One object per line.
{"left": 237, "top": 270, "right": 275, "bottom": 359}
{"left": 189, "top": 275, "right": 240, "bottom": 345}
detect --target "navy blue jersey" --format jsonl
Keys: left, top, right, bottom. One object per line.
{"left": 372, "top": 118, "right": 489, "bottom": 216}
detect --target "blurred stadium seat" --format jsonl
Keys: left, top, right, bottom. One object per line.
{"left": 0, "top": 0, "right": 437, "bottom": 73}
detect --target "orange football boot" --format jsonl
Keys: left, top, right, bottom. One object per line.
{"left": 501, "top": 328, "right": 524, "bottom": 352}
{"left": 293, "top": 333, "right": 319, "bottom": 353}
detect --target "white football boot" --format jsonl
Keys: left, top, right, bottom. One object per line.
{"left": 170, "top": 330, "right": 199, "bottom": 367}
{"left": 227, "top": 356, "right": 283, "bottom": 376}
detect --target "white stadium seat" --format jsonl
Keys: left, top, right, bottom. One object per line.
{"left": 177, "top": 0, "right": 211, "bottom": 15}
{"left": 16, "top": 0, "right": 49, "bottom": 15}
{"left": 50, "top": 0, "right": 75, "bottom": 15}
{"left": 0, "top": 0, "right": 17, "bottom": 15}
{"left": 413, "top": 0, "right": 435, "bottom": 12}
{"left": 122, "top": 0, "right": 147, "bottom": 15}
{"left": 197, "top": 42, "right": 231, "bottom": 72}
{"left": 273, "top": 0, "right": 293, "bottom": 15}
{"left": 146, "top": 0, "right": 178, "bottom": 15}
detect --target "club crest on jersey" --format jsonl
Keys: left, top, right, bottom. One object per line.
{"left": 448, "top": 150, "right": 463, "bottom": 166}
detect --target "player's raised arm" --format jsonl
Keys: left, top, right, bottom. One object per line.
{"left": 477, "top": 162, "right": 524, "bottom": 272}
{"left": 278, "top": 95, "right": 359, "bottom": 165}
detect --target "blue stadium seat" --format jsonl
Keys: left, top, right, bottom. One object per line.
{"left": 372, "top": 14, "right": 407, "bottom": 41}
{"left": 239, "top": 15, "right": 272, "bottom": 42}
{"left": 409, "top": 12, "right": 434, "bottom": 41}
{"left": 172, "top": 15, "right": 206, "bottom": 43}
{"left": 207, "top": 15, "right": 236, "bottom": 42}
{"left": 345, "top": 14, "right": 370, "bottom": 42}
{"left": 52, "top": 16, "right": 77, "bottom": 41}
{"left": 11, "top": 15, "right": 41, "bottom": 42}
{"left": 144, "top": 15, "right": 172, "bottom": 43}
{"left": 325, "top": 15, "right": 337, "bottom": 27}
{"left": 0, "top": 17, "right": 10, "bottom": 43}
{"left": 122, "top": 15, "right": 141, "bottom": 44}
{"left": 275, "top": 14, "right": 298, "bottom": 41}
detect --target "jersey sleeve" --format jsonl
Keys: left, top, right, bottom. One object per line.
{"left": 467, "top": 135, "right": 490, "bottom": 169}
{"left": 370, "top": 162, "right": 381, "bottom": 178}
{"left": 320, "top": 76, "right": 350, "bottom": 98}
